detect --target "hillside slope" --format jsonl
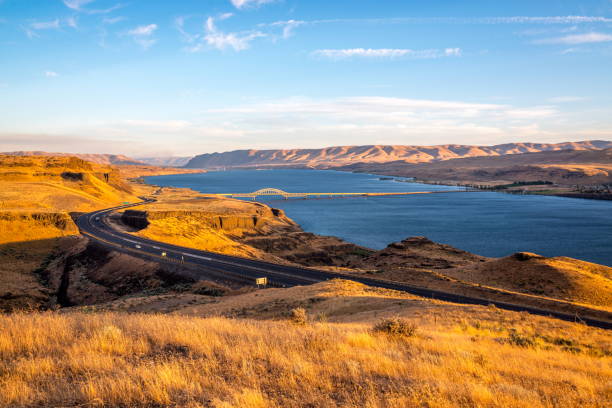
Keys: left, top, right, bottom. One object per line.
{"left": 184, "top": 140, "right": 612, "bottom": 168}
{"left": 1, "top": 283, "right": 610, "bottom": 407}
{"left": 337, "top": 148, "right": 612, "bottom": 185}
{"left": 0, "top": 155, "right": 143, "bottom": 311}
{"left": 3, "top": 151, "right": 146, "bottom": 166}
{"left": 443, "top": 252, "right": 612, "bottom": 308}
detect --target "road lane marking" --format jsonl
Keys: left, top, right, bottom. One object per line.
{"left": 183, "top": 253, "right": 212, "bottom": 261}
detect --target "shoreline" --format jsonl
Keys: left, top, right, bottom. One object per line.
{"left": 125, "top": 175, "right": 612, "bottom": 321}
{"left": 173, "top": 166, "right": 612, "bottom": 201}
{"left": 138, "top": 170, "right": 612, "bottom": 267}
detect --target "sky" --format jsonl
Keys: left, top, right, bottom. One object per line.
{"left": 1, "top": 0, "right": 612, "bottom": 157}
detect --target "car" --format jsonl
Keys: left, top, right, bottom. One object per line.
{"left": 135, "top": 245, "right": 141, "bottom": 249}
{"left": 161, "top": 252, "right": 167, "bottom": 257}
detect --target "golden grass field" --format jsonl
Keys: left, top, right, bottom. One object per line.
{"left": 1, "top": 155, "right": 611, "bottom": 407}
{"left": 0, "top": 305, "right": 610, "bottom": 408}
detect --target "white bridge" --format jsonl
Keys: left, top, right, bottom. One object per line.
{"left": 211, "top": 188, "right": 469, "bottom": 200}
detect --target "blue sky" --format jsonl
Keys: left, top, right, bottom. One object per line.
{"left": 1, "top": 0, "right": 612, "bottom": 157}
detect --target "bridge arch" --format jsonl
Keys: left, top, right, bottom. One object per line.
{"left": 251, "top": 188, "right": 291, "bottom": 197}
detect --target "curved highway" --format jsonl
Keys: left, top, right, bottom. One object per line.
{"left": 77, "top": 200, "right": 612, "bottom": 330}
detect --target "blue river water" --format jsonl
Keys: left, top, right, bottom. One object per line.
{"left": 145, "top": 169, "right": 612, "bottom": 266}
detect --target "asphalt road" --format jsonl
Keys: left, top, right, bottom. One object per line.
{"left": 76, "top": 200, "right": 612, "bottom": 330}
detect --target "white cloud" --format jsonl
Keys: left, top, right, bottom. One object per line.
{"left": 63, "top": 0, "right": 95, "bottom": 11}
{"left": 122, "top": 120, "right": 192, "bottom": 131}
{"left": 30, "top": 20, "right": 61, "bottom": 30}
{"left": 548, "top": 96, "right": 586, "bottom": 103}
{"left": 313, "top": 48, "right": 462, "bottom": 59}
{"left": 268, "top": 19, "right": 304, "bottom": 39}
{"left": 103, "top": 16, "right": 126, "bottom": 25}
{"left": 187, "top": 96, "right": 574, "bottom": 149}
{"left": 128, "top": 24, "right": 157, "bottom": 36}
{"left": 481, "top": 16, "right": 612, "bottom": 24}
{"left": 207, "top": 96, "right": 557, "bottom": 127}
{"left": 535, "top": 32, "right": 612, "bottom": 44}
{"left": 304, "top": 16, "right": 612, "bottom": 26}
{"left": 44, "top": 71, "right": 59, "bottom": 78}
{"left": 65, "top": 16, "right": 78, "bottom": 29}
{"left": 25, "top": 17, "right": 79, "bottom": 38}
{"left": 63, "top": 0, "right": 124, "bottom": 15}
{"left": 230, "top": 0, "right": 276, "bottom": 10}
{"left": 189, "top": 16, "right": 265, "bottom": 52}
{"left": 126, "top": 24, "right": 158, "bottom": 49}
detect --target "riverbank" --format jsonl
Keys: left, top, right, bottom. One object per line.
{"left": 330, "top": 148, "right": 612, "bottom": 200}
{"left": 116, "top": 175, "right": 612, "bottom": 321}
{"left": 392, "top": 177, "right": 612, "bottom": 200}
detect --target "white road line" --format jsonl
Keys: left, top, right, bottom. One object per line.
{"left": 183, "top": 253, "right": 212, "bottom": 261}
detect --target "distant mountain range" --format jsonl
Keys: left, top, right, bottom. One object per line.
{"left": 136, "top": 156, "right": 193, "bottom": 167}
{"left": 2, "top": 151, "right": 194, "bottom": 168}
{"left": 336, "top": 147, "right": 612, "bottom": 185}
{"left": 184, "top": 140, "right": 612, "bottom": 169}
{"left": 3, "top": 151, "right": 147, "bottom": 166}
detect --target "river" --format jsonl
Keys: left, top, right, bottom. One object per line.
{"left": 145, "top": 169, "right": 612, "bottom": 266}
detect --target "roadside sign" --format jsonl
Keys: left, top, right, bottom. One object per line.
{"left": 255, "top": 277, "right": 268, "bottom": 287}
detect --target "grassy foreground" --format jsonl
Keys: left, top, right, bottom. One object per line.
{"left": 0, "top": 312, "right": 610, "bottom": 407}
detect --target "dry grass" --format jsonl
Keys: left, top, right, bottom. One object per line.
{"left": 0, "top": 311, "right": 610, "bottom": 408}
{"left": 124, "top": 196, "right": 294, "bottom": 260}
{"left": 444, "top": 253, "right": 612, "bottom": 309}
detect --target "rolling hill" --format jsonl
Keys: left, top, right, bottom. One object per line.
{"left": 184, "top": 140, "right": 612, "bottom": 169}
{"left": 3, "top": 151, "right": 146, "bottom": 166}
{"left": 337, "top": 148, "right": 612, "bottom": 185}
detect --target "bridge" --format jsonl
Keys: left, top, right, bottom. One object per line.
{"left": 211, "top": 187, "right": 472, "bottom": 200}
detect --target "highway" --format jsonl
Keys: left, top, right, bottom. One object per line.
{"left": 76, "top": 200, "right": 612, "bottom": 330}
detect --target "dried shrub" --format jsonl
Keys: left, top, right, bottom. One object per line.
{"left": 373, "top": 317, "right": 417, "bottom": 338}
{"left": 289, "top": 307, "right": 308, "bottom": 325}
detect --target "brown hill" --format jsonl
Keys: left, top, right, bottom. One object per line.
{"left": 0, "top": 155, "right": 143, "bottom": 311}
{"left": 337, "top": 148, "right": 612, "bottom": 185}
{"left": 0, "top": 154, "right": 138, "bottom": 214}
{"left": 184, "top": 140, "right": 612, "bottom": 168}
{"left": 3, "top": 151, "right": 146, "bottom": 166}
{"left": 443, "top": 252, "right": 612, "bottom": 308}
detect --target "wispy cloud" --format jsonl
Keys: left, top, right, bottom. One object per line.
{"left": 24, "top": 19, "right": 68, "bottom": 38}
{"left": 126, "top": 23, "right": 158, "bottom": 49}
{"left": 65, "top": 16, "right": 78, "bottom": 28}
{"left": 313, "top": 48, "right": 462, "bottom": 60}
{"left": 535, "top": 32, "right": 612, "bottom": 44}
{"left": 63, "top": 0, "right": 95, "bottom": 11}
{"left": 195, "top": 96, "right": 563, "bottom": 148}
{"left": 230, "top": 0, "right": 276, "bottom": 10}
{"left": 30, "top": 20, "right": 61, "bottom": 30}
{"left": 480, "top": 16, "right": 612, "bottom": 24}
{"left": 128, "top": 24, "right": 157, "bottom": 36}
{"left": 44, "top": 71, "right": 59, "bottom": 78}
{"left": 185, "top": 16, "right": 266, "bottom": 52}
{"left": 62, "top": 0, "right": 123, "bottom": 14}
{"left": 287, "top": 16, "right": 612, "bottom": 27}
{"left": 102, "top": 16, "right": 126, "bottom": 25}
{"left": 269, "top": 19, "right": 304, "bottom": 39}
{"left": 548, "top": 96, "right": 586, "bottom": 103}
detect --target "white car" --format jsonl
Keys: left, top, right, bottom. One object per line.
{"left": 135, "top": 245, "right": 141, "bottom": 249}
